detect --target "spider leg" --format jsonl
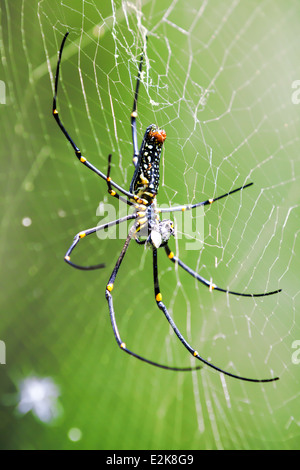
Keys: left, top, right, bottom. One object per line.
{"left": 164, "top": 245, "right": 281, "bottom": 297}
{"left": 158, "top": 182, "right": 254, "bottom": 213}
{"left": 65, "top": 214, "right": 137, "bottom": 270}
{"left": 152, "top": 248, "right": 279, "bottom": 383}
{"left": 106, "top": 154, "right": 136, "bottom": 207}
{"left": 52, "top": 32, "right": 146, "bottom": 205}
{"left": 134, "top": 237, "right": 147, "bottom": 245}
{"left": 131, "top": 43, "right": 146, "bottom": 168}
{"left": 105, "top": 224, "right": 202, "bottom": 372}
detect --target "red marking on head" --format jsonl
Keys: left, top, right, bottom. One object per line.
{"left": 149, "top": 129, "right": 167, "bottom": 143}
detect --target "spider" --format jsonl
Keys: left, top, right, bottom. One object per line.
{"left": 53, "top": 32, "right": 281, "bottom": 383}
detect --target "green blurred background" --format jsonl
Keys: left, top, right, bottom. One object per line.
{"left": 1, "top": 0, "right": 300, "bottom": 450}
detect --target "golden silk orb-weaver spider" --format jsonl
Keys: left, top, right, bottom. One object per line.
{"left": 53, "top": 32, "right": 281, "bottom": 382}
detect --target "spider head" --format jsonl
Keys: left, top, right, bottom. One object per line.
{"left": 149, "top": 219, "right": 175, "bottom": 249}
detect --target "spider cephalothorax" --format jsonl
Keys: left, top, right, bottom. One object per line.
{"left": 150, "top": 218, "right": 175, "bottom": 249}
{"left": 53, "top": 32, "right": 281, "bottom": 382}
{"left": 134, "top": 199, "right": 175, "bottom": 249}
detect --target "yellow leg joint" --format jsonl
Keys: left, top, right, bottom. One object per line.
{"left": 107, "top": 283, "right": 114, "bottom": 292}
{"left": 156, "top": 293, "right": 162, "bottom": 302}
{"left": 131, "top": 111, "right": 138, "bottom": 118}
{"left": 137, "top": 198, "right": 147, "bottom": 205}
{"left": 193, "top": 351, "right": 198, "bottom": 357}
{"left": 53, "top": 108, "right": 58, "bottom": 115}
{"left": 109, "top": 190, "right": 116, "bottom": 196}
{"left": 208, "top": 198, "right": 214, "bottom": 204}
{"left": 138, "top": 217, "right": 147, "bottom": 226}
{"left": 79, "top": 232, "right": 86, "bottom": 238}
{"left": 65, "top": 255, "right": 70, "bottom": 261}
{"left": 168, "top": 251, "right": 174, "bottom": 259}
{"left": 120, "top": 342, "right": 126, "bottom": 349}
{"left": 80, "top": 156, "right": 86, "bottom": 163}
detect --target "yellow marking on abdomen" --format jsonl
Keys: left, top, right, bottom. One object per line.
{"left": 140, "top": 175, "right": 149, "bottom": 185}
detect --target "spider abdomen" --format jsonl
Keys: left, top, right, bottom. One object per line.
{"left": 130, "top": 124, "right": 166, "bottom": 203}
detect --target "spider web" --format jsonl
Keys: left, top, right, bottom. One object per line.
{"left": 1, "top": 0, "right": 300, "bottom": 450}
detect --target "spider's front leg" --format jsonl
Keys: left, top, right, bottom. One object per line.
{"left": 152, "top": 248, "right": 279, "bottom": 383}
{"left": 131, "top": 50, "right": 144, "bottom": 168}
{"left": 53, "top": 32, "right": 146, "bottom": 204}
{"left": 106, "top": 154, "right": 148, "bottom": 207}
{"left": 130, "top": 37, "right": 148, "bottom": 168}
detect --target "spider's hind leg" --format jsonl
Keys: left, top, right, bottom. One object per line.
{"left": 105, "top": 224, "right": 201, "bottom": 372}
{"left": 152, "top": 248, "right": 279, "bottom": 382}
{"left": 164, "top": 245, "right": 281, "bottom": 298}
